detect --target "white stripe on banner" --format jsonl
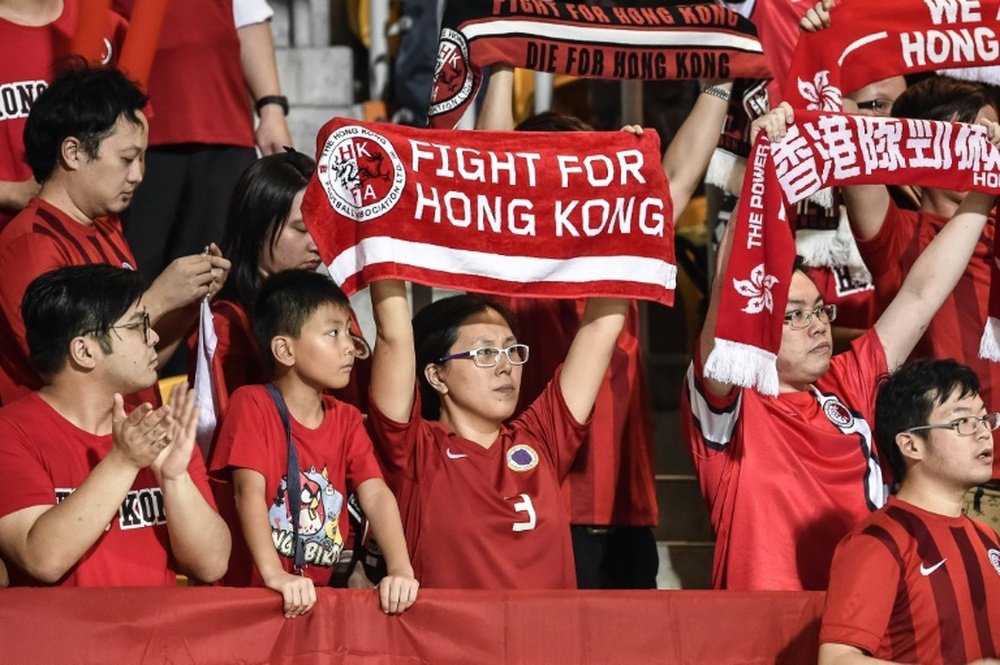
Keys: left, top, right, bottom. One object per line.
{"left": 330, "top": 236, "right": 677, "bottom": 289}
{"left": 837, "top": 31, "right": 888, "bottom": 66}
{"left": 461, "top": 20, "right": 764, "bottom": 53}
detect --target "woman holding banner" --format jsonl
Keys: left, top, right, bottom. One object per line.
{"left": 366, "top": 279, "right": 628, "bottom": 589}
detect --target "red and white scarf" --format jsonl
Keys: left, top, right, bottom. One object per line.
{"left": 784, "top": 0, "right": 1000, "bottom": 111}
{"left": 428, "top": 0, "right": 771, "bottom": 129}
{"left": 707, "top": 109, "right": 1000, "bottom": 394}
{"left": 301, "top": 117, "right": 676, "bottom": 305}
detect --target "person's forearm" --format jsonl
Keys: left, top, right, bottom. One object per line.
{"left": 369, "top": 281, "right": 416, "bottom": 423}
{"left": 664, "top": 82, "right": 732, "bottom": 218}
{"left": 475, "top": 65, "right": 515, "bottom": 130}
{"left": 161, "top": 472, "right": 230, "bottom": 583}
{"left": 238, "top": 21, "right": 282, "bottom": 100}
{"left": 234, "top": 472, "right": 288, "bottom": 584}
{"left": 12, "top": 451, "right": 140, "bottom": 582}
{"left": 358, "top": 481, "right": 412, "bottom": 576}
{"left": 559, "top": 298, "right": 628, "bottom": 423}
{"left": 0, "top": 178, "right": 39, "bottom": 213}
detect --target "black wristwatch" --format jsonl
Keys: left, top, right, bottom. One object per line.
{"left": 255, "top": 95, "right": 289, "bottom": 117}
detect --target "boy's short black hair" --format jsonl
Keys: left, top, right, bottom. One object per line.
{"left": 22, "top": 265, "right": 144, "bottom": 377}
{"left": 875, "top": 358, "right": 981, "bottom": 487}
{"left": 253, "top": 270, "right": 351, "bottom": 366}
{"left": 24, "top": 59, "right": 148, "bottom": 183}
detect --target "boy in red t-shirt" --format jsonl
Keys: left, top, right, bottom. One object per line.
{"left": 211, "top": 269, "right": 417, "bottom": 618}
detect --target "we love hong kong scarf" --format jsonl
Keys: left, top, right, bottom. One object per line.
{"left": 428, "top": 0, "right": 771, "bottom": 128}
{"left": 785, "top": 0, "right": 1000, "bottom": 111}
{"left": 300, "top": 117, "right": 676, "bottom": 305}
{"left": 708, "top": 109, "right": 1000, "bottom": 395}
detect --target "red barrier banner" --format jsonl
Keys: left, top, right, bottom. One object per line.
{"left": 0, "top": 588, "right": 824, "bottom": 664}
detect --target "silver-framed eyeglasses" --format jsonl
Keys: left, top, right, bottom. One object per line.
{"left": 783, "top": 304, "right": 837, "bottom": 330}
{"left": 436, "top": 344, "right": 530, "bottom": 368}
{"left": 84, "top": 310, "right": 152, "bottom": 344}
{"left": 905, "top": 412, "right": 1000, "bottom": 437}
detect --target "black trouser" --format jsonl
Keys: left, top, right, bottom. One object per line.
{"left": 571, "top": 525, "right": 659, "bottom": 589}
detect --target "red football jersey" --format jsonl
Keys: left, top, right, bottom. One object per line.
{"left": 682, "top": 329, "right": 889, "bottom": 590}
{"left": 210, "top": 385, "right": 383, "bottom": 587}
{"left": 0, "top": 1, "right": 127, "bottom": 227}
{"left": 111, "top": 0, "right": 253, "bottom": 148}
{"left": 491, "top": 297, "right": 657, "bottom": 527}
{"left": 366, "top": 370, "right": 586, "bottom": 589}
{"left": 0, "top": 199, "right": 141, "bottom": 404}
{"left": 858, "top": 201, "right": 1000, "bottom": 476}
{"left": 0, "top": 392, "right": 214, "bottom": 586}
{"left": 821, "top": 496, "right": 1000, "bottom": 663}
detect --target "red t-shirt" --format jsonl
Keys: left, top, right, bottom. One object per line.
{"left": 858, "top": 201, "right": 1000, "bottom": 476}
{"left": 492, "top": 297, "right": 657, "bottom": 527}
{"left": 0, "top": 198, "right": 142, "bottom": 405}
{"left": 0, "top": 392, "right": 214, "bottom": 586}
{"left": 821, "top": 496, "right": 1000, "bottom": 663}
{"left": 366, "top": 369, "right": 587, "bottom": 589}
{"left": 111, "top": 0, "right": 254, "bottom": 148}
{"left": 0, "top": 1, "right": 127, "bottom": 227}
{"left": 210, "top": 385, "right": 383, "bottom": 587}
{"left": 682, "top": 329, "right": 889, "bottom": 590}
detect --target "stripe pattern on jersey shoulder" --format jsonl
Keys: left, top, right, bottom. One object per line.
{"left": 685, "top": 362, "right": 741, "bottom": 451}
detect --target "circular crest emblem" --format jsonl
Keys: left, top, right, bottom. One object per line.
{"left": 506, "top": 444, "right": 539, "bottom": 473}
{"left": 823, "top": 398, "right": 855, "bottom": 429}
{"left": 428, "top": 28, "right": 473, "bottom": 119}
{"left": 989, "top": 548, "right": 1000, "bottom": 575}
{"left": 317, "top": 124, "right": 405, "bottom": 222}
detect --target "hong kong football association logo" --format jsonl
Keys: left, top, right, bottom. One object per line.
{"left": 429, "top": 28, "right": 473, "bottom": 118}
{"left": 317, "top": 124, "right": 405, "bottom": 222}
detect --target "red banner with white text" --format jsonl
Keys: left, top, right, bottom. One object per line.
{"left": 301, "top": 118, "right": 677, "bottom": 305}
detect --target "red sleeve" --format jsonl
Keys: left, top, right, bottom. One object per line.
{"left": 823, "top": 329, "right": 888, "bottom": 421}
{"left": 683, "top": 342, "right": 743, "bottom": 459}
{"left": 855, "top": 201, "right": 916, "bottom": 307}
{"left": 511, "top": 366, "right": 590, "bottom": 480}
{"left": 209, "top": 387, "right": 270, "bottom": 477}
{"left": 212, "top": 305, "right": 262, "bottom": 407}
{"left": 0, "top": 415, "right": 56, "bottom": 517}
{"left": 819, "top": 531, "right": 900, "bottom": 654}
{"left": 342, "top": 408, "right": 383, "bottom": 490}
{"left": 365, "top": 389, "right": 426, "bottom": 483}
{"left": 0, "top": 233, "right": 67, "bottom": 359}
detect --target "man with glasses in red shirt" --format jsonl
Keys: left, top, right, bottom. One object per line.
{"left": 0, "top": 265, "right": 230, "bottom": 587}
{"left": 820, "top": 358, "right": 1000, "bottom": 664}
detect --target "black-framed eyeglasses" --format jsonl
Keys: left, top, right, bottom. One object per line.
{"left": 783, "top": 304, "right": 837, "bottom": 330}
{"left": 905, "top": 412, "right": 1000, "bottom": 437}
{"left": 855, "top": 98, "right": 894, "bottom": 114}
{"left": 83, "top": 310, "right": 152, "bottom": 345}
{"left": 436, "top": 344, "right": 530, "bottom": 368}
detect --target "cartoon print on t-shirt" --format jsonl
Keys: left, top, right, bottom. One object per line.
{"left": 268, "top": 466, "right": 344, "bottom": 567}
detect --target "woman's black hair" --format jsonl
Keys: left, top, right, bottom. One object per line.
{"left": 216, "top": 150, "right": 316, "bottom": 313}
{"left": 412, "top": 294, "right": 518, "bottom": 420}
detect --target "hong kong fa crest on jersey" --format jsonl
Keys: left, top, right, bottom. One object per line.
{"left": 507, "top": 444, "right": 539, "bottom": 472}
{"left": 823, "top": 397, "right": 855, "bottom": 430}
{"left": 317, "top": 124, "right": 405, "bottom": 222}
{"left": 989, "top": 548, "right": 1000, "bottom": 575}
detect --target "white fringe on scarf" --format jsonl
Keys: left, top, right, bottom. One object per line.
{"left": 704, "top": 338, "right": 780, "bottom": 396}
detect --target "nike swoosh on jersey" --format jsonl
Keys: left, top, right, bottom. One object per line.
{"left": 919, "top": 559, "right": 946, "bottom": 576}
{"left": 445, "top": 448, "right": 469, "bottom": 459}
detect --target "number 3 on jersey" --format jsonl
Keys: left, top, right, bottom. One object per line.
{"left": 509, "top": 493, "right": 537, "bottom": 532}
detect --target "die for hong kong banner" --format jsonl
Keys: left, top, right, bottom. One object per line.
{"left": 300, "top": 118, "right": 676, "bottom": 305}
{"left": 707, "top": 109, "right": 1000, "bottom": 395}
{"left": 428, "top": 0, "right": 771, "bottom": 129}
{"left": 785, "top": 0, "right": 1000, "bottom": 112}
